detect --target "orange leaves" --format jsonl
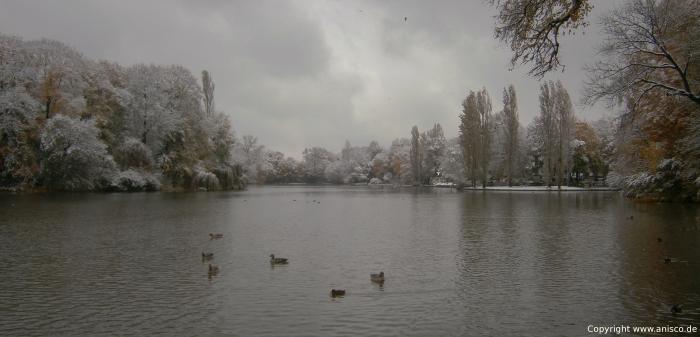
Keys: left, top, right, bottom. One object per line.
{"left": 636, "top": 93, "right": 692, "bottom": 157}
{"left": 637, "top": 140, "right": 664, "bottom": 172}
{"left": 37, "top": 67, "right": 65, "bottom": 119}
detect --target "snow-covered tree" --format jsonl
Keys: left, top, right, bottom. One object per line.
{"left": 422, "top": 123, "right": 447, "bottom": 184}
{"left": 40, "top": 115, "right": 116, "bottom": 190}
{"left": 460, "top": 91, "right": 480, "bottom": 187}
{"left": 367, "top": 140, "right": 382, "bottom": 161}
{"left": 538, "top": 81, "right": 557, "bottom": 186}
{"left": 534, "top": 80, "right": 575, "bottom": 188}
{"left": 571, "top": 120, "right": 606, "bottom": 184}
{"left": 0, "top": 34, "right": 244, "bottom": 191}
{"left": 389, "top": 137, "right": 413, "bottom": 185}
{"left": 233, "top": 135, "right": 269, "bottom": 183}
{"left": 439, "top": 137, "right": 465, "bottom": 184}
{"left": 0, "top": 87, "right": 41, "bottom": 187}
{"left": 124, "top": 64, "right": 177, "bottom": 149}
{"left": 502, "top": 85, "right": 519, "bottom": 186}
{"left": 410, "top": 126, "right": 422, "bottom": 185}
{"left": 555, "top": 81, "right": 574, "bottom": 188}
{"left": 477, "top": 88, "right": 493, "bottom": 187}
{"left": 302, "top": 147, "right": 336, "bottom": 183}
{"left": 210, "top": 112, "right": 235, "bottom": 165}
{"left": 201, "top": 70, "right": 215, "bottom": 116}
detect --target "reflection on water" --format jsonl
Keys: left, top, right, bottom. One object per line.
{"left": 0, "top": 186, "right": 698, "bottom": 336}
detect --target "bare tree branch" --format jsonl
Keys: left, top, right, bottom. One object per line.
{"left": 584, "top": 0, "right": 700, "bottom": 109}
{"left": 490, "top": 0, "right": 593, "bottom": 78}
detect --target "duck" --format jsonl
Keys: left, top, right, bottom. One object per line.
{"left": 208, "top": 264, "right": 220, "bottom": 275}
{"left": 330, "top": 289, "right": 346, "bottom": 297}
{"left": 657, "top": 237, "right": 663, "bottom": 243}
{"left": 664, "top": 257, "right": 672, "bottom": 264}
{"left": 209, "top": 233, "right": 224, "bottom": 240}
{"left": 269, "top": 254, "right": 289, "bottom": 265}
{"left": 671, "top": 304, "right": 683, "bottom": 314}
{"left": 370, "top": 271, "right": 385, "bottom": 283}
{"left": 202, "top": 252, "right": 214, "bottom": 261}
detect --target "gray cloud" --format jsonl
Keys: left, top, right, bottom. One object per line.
{"left": 0, "top": 0, "right": 621, "bottom": 157}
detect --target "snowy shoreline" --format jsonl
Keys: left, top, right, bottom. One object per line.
{"left": 457, "top": 186, "right": 619, "bottom": 192}
{"left": 265, "top": 183, "right": 620, "bottom": 192}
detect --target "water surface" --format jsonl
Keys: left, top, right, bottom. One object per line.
{"left": 1, "top": 186, "right": 698, "bottom": 336}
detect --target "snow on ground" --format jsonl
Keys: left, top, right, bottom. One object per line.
{"left": 460, "top": 186, "right": 619, "bottom": 191}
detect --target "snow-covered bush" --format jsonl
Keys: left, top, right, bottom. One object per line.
{"left": 114, "top": 137, "right": 154, "bottom": 169}
{"left": 382, "top": 172, "right": 393, "bottom": 182}
{"left": 40, "top": 115, "right": 116, "bottom": 190}
{"left": 368, "top": 177, "right": 383, "bottom": 185}
{"left": 605, "top": 171, "right": 623, "bottom": 188}
{"left": 194, "top": 167, "right": 220, "bottom": 190}
{"left": 111, "top": 169, "right": 160, "bottom": 191}
{"left": 212, "top": 164, "right": 244, "bottom": 190}
{"left": 344, "top": 167, "right": 368, "bottom": 184}
{"left": 620, "top": 158, "right": 696, "bottom": 201}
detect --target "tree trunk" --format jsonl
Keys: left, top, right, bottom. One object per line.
{"left": 45, "top": 97, "right": 52, "bottom": 119}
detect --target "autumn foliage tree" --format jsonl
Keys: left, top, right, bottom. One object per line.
{"left": 585, "top": 0, "right": 700, "bottom": 200}
{"left": 584, "top": 0, "right": 700, "bottom": 108}
{"left": 571, "top": 121, "right": 605, "bottom": 184}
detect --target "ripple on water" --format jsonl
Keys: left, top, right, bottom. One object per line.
{"left": 0, "top": 188, "right": 698, "bottom": 336}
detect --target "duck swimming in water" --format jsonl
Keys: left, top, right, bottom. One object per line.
{"left": 202, "top": 252, "right": 214, "bottom": 261}
{"left": 370, "top": 271, "right": 385, "bottom": 283}
{"left": 209, "top": 233, "right": 224, "bottom": 240}
{"left": 270, "top": 254, "right": 289, "bottom": 265}
{"left": 330, "top": 289, "right": 346, "bottom": 297}
{"left": 671, "top": 304, "right": 682, "bottom": 314}
{"left": 671, "top": 304, "right": 683, "bottom": 314}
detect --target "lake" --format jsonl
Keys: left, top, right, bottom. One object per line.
{"left": 1, "top": 186, "right": 698, "bottom": 336}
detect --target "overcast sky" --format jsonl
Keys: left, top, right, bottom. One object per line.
{"left": 0, "top": 0, "right": 621, "bottom": 157}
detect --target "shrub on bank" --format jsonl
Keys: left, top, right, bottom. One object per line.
{"left": 194, "top": 167, "right": 220, "bottom": 190}
{"left": 621, "top": 159, "right": 699, "bottom": 202}
{"left": 111, "top": 169, "right": 161, "bottom": 192}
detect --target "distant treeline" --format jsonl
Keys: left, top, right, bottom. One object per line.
{"left": 236, "top": 0, "right": 700, "bottom": 202}
{"left": 1, "top": 31, "right": 698, "bottom": 201}
{"left": 233, "top": 85, "right": 616, "bottom": 191}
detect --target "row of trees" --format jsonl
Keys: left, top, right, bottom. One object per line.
{"left": 2, "top": 0, "right": 697, "bottom": 201}
{"left": 229, "top": 80, "right": 613, "bottom": 189}
{"left": 457, "top": 81, "right": 608, "bottom": 189}
{"left": 0, "top": 35, "right": 243, "bottom": 191}
{"left": 489, "top": 0, "right": 699, "bottom": 201}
